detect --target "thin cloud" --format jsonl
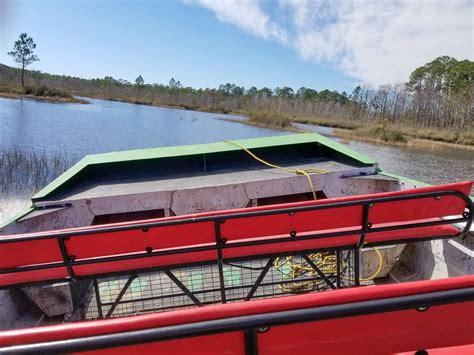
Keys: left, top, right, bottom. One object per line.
{"left": 186, "top": 0, "right": 474, "bottom": 86}
{"left": 186, "top": 0, "right": 289, "bottom": 44}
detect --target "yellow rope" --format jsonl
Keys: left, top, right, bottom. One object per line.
{"left": 360, "top": 246, "right": 383, "bottom": 282}
{"left": 224, "top": 140, "right": 383, "bottom": 291}
{"left": 273, "top": 248, "right": 383, "bottom": 293}
{"left": 224, "top": 140, "right": 327, "bottom": 200}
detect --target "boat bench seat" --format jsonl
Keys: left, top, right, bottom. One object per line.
{"left": 0, "top": 275, "right": 473, "bottom": 353}
{"left": 0, "top": 181, "right": 471, "bottom": 288}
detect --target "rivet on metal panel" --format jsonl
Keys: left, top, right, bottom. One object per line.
{"left": 288, "top": 211, "right": 295, "bottom": 216}
{"left": 462, "top": 211, "right": 470, "bottom": 218}
{"left": 86, "top": 199, "right": 91, "bottom": 205}
{"left": 367, "top": 223, "right": 372, "bottom": 229}
{"left": 369, "top": 203, "right": 374, "bottom": 208}
{"left": 416, "top": 306, "right": 429, "bottom": 312}
{"left": 142, "top": 228, "right": 149, "bottom": 233}
{"left": 290, "top": 230, "right": 297, "bottom": 237}
{"left": 257, "top": 327, "right": 270, "bottom": 333}
{"left": 435, "top": 196, "right": 441, "bottom": 200}
{"left": 69, "top": 255, "right": 76, "bottom": 262}
{"left": 221, "top": 238, "right": 227, "bottom": 245}
{"left": 145, "top": 247, "right": 153, "bottom": 253}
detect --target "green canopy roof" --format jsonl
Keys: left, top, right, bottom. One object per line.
{"left": 32, "top": 133, "right": 377, "bottom": 202}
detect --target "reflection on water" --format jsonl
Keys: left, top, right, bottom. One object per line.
{"left": 1, "top": 96, "right": 472, "bottom": 197}
{"left": 0, "top": 97, "right": 283, "bottom": 155}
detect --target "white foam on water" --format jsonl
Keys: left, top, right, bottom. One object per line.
{"left": 0, "top": 197, "right": 31, "bottom": 225}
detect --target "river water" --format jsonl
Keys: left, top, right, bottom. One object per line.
{"left": 1, "top": 96, "right": 472, "bottom": 196}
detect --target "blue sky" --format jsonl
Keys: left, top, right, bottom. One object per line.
{"left": 1, "top": 0, "right": 472, "bottom": 92}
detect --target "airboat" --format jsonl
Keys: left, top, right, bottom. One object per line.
{"left": 0, "top": 133, "right": 472, "bottom": 354}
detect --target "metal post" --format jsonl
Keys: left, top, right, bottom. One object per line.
{"left": 354, "top": 248, "right": 360, "bottom": 286}
{"left": 92, "top": 279, "right": 104, "bottom": 319}
{"left": 105, "top": 274, "right": 137, "bottom": 318}
{"left": 244, "top": 328, "right": 258, "bottom": 355}
{"left": 163, "top": 269, "right": 202, "bottom": 306}
{"left": 214, "top": 220, "right": 227, "bottom": 303}
{"left": 56, "top": 238, "right": 77, "bottom": 281}
{"left": 245, "top": 258, "right": 275, "bottom": 301}
{"left": 302, "top": 255, "right": 336, "bottom": 290}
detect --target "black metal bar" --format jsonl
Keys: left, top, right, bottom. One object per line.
{"left": 357, "top": 204, "right": 370, "bottom": 248}
{"left": 1, "top": 215, "right": 467, "bottom": 290}
{"left": 336, "top": 251, "right": 341, "bottom": 288}
{"left": 2, "top": 215, "right": 467, "bottom": 279}
{"left": 35, "top": 203, "right": 72, "bottom": 210}
{"left": 302, "top": 255, "right": 337, "bottom": 290}
{"left": 215, "top": 220, "right": 227, "bottom": 303}
{"left": 245, "top": 258, "right": 275, "bottom": 301}
{"left": 366, "top": 217, "right": 469, "bottom": 234}
{"left": 208, "top": 217, "right": 469, "bottom": 251}
{"left": 124, "top": 287, "right": 346, "bottom": 315}
{"left": 56, "top": 238, "right": 77, "bottom": 281}
{"left": 0, "top": 245, "right": 351, "bottom": 290}
{"left": 2, "top": 230, "right": 462, "bottom": 290}
{"left": 92, "top": 279, "right": 103, "bottom": 319}
{"left": 163, "top": 270, "right": 202, "bottom": 306}
{"left": 3, "top": 287, "right": 473, "bottom": 354}
{"left": 354, "top": 248, "right": 360, "bottom": 286}
{"left": 105, "top": 274, "right": 137, "bottom": 318}
{"left": 244, "top": 328, "right": 258, "bottom": 355}
{"left": 98, "top": 273, "right": 339, "bottom": 310}
{"left": 1, "top": 189, "right": 470, "bottom": 244}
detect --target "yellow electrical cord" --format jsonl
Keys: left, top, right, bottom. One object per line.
{"left": 274, "top": 248, "right": 383, "bottom": 293}
{"left": 224, "top": 140, "right": 383, "bottom": 292}
{"left": 224, "top": 140, "right": 327, "bottom": 200}
{"left": 360, "top": 246, "right": 383, "bottom": 282}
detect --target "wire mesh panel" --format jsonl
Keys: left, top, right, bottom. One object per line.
{"left": 73, "top": 249, "right": 357, "bottom": 321}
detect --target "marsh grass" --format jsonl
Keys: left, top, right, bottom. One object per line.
{"left": 400, "top": 127, "right": 474, "bottom": 146}
{"left": 22, "top": 85, "right": 73, "bottom": 99}
{"left": 0, "top": 146, "right": 78, "bottom": 197}
{"left": 356, "top": 120, "right": 407, "bottom": 143}
{"left": 247, "top": 111, "right": 293, "bottom": 129}
{"left": 291, "top": 116, "right": 361, "bottom": 130}
{"left": 0, "top": 84, "right": 87, "bottom": 104}
{"left": 333, "top": 120, "right": 407, "bottom": 145}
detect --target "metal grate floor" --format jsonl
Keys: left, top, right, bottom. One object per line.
{"left": 72, "top": 250, "right": 356, "bottom": 321}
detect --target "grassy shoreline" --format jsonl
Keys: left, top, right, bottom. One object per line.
{"left": 219, "top": 117, "right": 306, "bottom": 133}
{"left": 333, "top": 128, "right": 474, "bottom": 151}
{"left": 0, "top": 84, "right": 89, "bottom": 104}
{"left": 224, "top": 111, "right": 474, "bottom": 150}
{"left": 92, "top": 95, "right": 474, "bottom": 148}
{"left": 0, "top": 91, "right": 88, "bottom": 104}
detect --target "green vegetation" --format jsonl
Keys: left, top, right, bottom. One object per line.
{"left": 22, "top": 85, "right": 72, "bottom": 98}
{"left": 3, "top": 33, "right": 86, "bottom": 103}
{"left": 0, "top": 146, "right": 77, "bottom": 196}
{"left": 8, "top": 33, "right": 39, "bottom": 87}
{"left": 353, "top": 120, "right": 407, "bottom": 144}
{"left": 0, "top": 83, "right": 86, "bottom": 103}
{"left": 397, "top": 127, "right": 474, "bottom": 146}
{"left": 247, "top": 111, "right": 292, "bottom": 130}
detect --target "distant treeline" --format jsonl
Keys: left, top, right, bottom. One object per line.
{"left": 1, "top": 56, "right": 472, "bottom": 134}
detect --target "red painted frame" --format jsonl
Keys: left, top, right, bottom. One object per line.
{"left": 0, "top": 181, "right": 471, "bottom": 287}
{"left": 0, "top": 276, "right": 472, "bottom": 354}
